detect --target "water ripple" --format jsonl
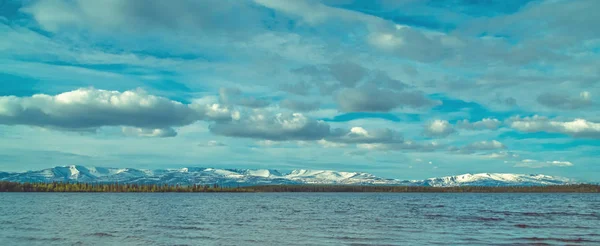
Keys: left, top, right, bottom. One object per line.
{"left": 0, "top": 193, "right": 598, "bottom": 245}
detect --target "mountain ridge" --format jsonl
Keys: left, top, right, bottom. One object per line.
{"left": 0, "top": 165, "right": 575, "bottom": 187}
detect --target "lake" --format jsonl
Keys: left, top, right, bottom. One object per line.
{"left": 0, "top": 193, "right": 599, "bottom": 245}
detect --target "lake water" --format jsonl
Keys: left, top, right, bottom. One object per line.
{"left": 0, "top": 193, "right": 599, "bottom": 245}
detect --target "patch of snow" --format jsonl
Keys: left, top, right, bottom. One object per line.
{"left": 0, "top": 166, "right": 575, "bottom": 187}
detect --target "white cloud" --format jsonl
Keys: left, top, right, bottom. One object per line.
{"left": 197, "top": 140, "right": 227, "bottom": 147}
{"left": 423, "top": 120, "right": 455, "bottom": 138}
{"left": 327, "top": 127, "right": 404, "bottom": 144}
{"left": 193, "top": 104, "right": 241, "bottom": 122}
{"left": 449, "top": 140, "right": 505, "bottom": 154}
{"left": 484, "top": 151, "right": 519, "bottom": 159}
{"left": 514, "top": 159, "right": 574, "bottom": 168}
{"left": 0, "top": 88, "right": 201, "bottom": 133}
{"left": 357, "top": 140, "right": 440, "bottom": 152}
{"left": 209, "top": 112, "right": 331, "bottom": 141}
{"left": 0, "top": 88, "right": 251, "bottom": 137}
{"left": 509, "top": 115, "right": 600, "bottom": 139}
{"left": 121, "top": 127, "right": 177, "bottom": 138}
{"left": 317, "top": 139, "right": 347, "bottom": 148}
{"left": 456, "top": 118, "right": 501, "bottom": 130}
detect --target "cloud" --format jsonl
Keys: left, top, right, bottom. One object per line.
{"left": 504, "top": 97, "right": 517, "bottom": 106}
{"left": 423, "top": 119, "right": 455, "bottom": 138}
{"left": 122, "top": 127, "right": 177, "bottom": 138}
{"left": 199, "top": 140, "right": 227, "bottom": 147}
{"left": 449, "top": 140, "right": 505, "bottom": 154}
{"left": 254, "top": 0, "right": 375, "bottom": 26}
{"left": 462, "top": 0, "right": 600, "bottom": 45}
{"left": 456, "top": 118, "right": 501, "bottom": 130}
{"left": 279, "top": 81, "right": 313, "bottom": 96}
{"left": 317, "top": 139, "right": 347, "bottom": 148}
{"left": 292, "top": 62, "right": 431, "bottom": 112}
{"left": 357, "top": 140, "right": 441, "bottom": 152}
{"left": 335, "top": 86, "right": 438, "bottom": 112}
{"left": 0, "top": 88, "right": 201, "bottom": 133}
{"left": 279, "top": 99, "right": 320, "bottom": 112}
{"left": 484, "top": 151, "right": 519, "bottom": 159}
{"left": 219, "top": 87, "right": 270, "bottom": 108}
{"left": 326, "top": 127, "right": 403, "bottom": 144}
{"left": 328, "top": 62, "right": 367, "bottom": 87}
{"left": 208, "top": 111, "right": 413, "bottom": 146}
{"left": 22, "top": 0, "right": 269, "bottom": 34}
{"left": 369, "top": 70, "right": 410, "bottom": 91}
{"left": 238, "top": 98, "right": 271, "bottom": 108}
{"left": 368, "top": 25, "right": 457, "bottom": 62}
{"left": 509, "top": 115, "right": 600, "bottom": 139}
{"left": 514, "top": 159, "right": 574, "bottom": 168}
{"left": 536, "top": 91, "right": 592, "bottom": 110}
{"left": 209, "top": 112, "right": 331, "bottom": 141}
{"left": 194, "top": 103, "right": 241, "bottom": 122}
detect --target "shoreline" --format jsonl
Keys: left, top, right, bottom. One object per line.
{"left": 1, "top": 182, "right": 599, "bottom": 193}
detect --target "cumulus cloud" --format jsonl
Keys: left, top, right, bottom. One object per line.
{"left": 335, "top": 86, "right": 438, "bottom": 112}
{"left": 279, "top": 99, "right": 320, "bottom": 112}
{"left": 536, "top": 91, "right": 592, "bottom": 110}
{"left": 509, "top": 115, "right": 600, "bottom": 139}
{"left": 0, "top": 88, "right": 201, "bottom": 133}
{"left": 192, "top": 103, "right": 241, "bottom": 122}
{"left": 456, "top": 118, "right": 501, "bottom": 130}
{"left": 326, "top": 127, "right": 403, "bottom": 144}
{"left": 208, "top": 111, "right": 414, "bottom": 146}
{"left": 209, "top": 112, "right": 331, "bottom": 141}
{"left": 0, "top": 88, "right": 250, "bottom": 137}
{"left": 449, "top": 140, "right": 505, "bottom": 154}
{"left": 514, "top": 159, "right": 574, "bottom": 168}
{"left": 423, "top": 120, "right": 455, "bottom": 138}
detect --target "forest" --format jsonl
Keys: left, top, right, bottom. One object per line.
{"left": 1, "top": 181, "right": 599, "bottom": 193}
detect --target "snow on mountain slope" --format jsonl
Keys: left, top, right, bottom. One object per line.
{"left": 419, "top": 173, "right": 573, "bottom": 187}
{"left": 0, "top": 165, "right": 575, "bottom": 187}
{"left": 0, "top": 172, "right": 12, "bottom": 179}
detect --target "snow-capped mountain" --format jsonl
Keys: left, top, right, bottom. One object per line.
{"left": 416, "top": 173, "right": 572, "bottom": 187}
{"left": 0, "top": 165, "right": 575, "bottom": 187}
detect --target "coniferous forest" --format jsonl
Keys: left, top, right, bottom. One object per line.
{"left": 0, "top": 181, "right": 599, "bottom": 193}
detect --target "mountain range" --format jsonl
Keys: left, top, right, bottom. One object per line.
{"left": 0, "top": 165, "right": 576, "bottom": 187}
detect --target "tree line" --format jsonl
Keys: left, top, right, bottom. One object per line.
{"left": 1, "top": 181, "right": 599, "bottom": 193}
{"left": 0, "top": 181, "right": 247, "bottom": 192}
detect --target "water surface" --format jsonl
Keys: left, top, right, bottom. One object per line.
{"left": 1, "top": 193, "right": 599, "bottom": 245}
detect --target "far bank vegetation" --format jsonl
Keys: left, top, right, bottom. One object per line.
{"left": 1, "top": 181, "right": 599, "bottom": 193}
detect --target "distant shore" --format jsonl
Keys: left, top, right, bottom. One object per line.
{"left": 1, "top": 181, "right": 599, "bottom": 193}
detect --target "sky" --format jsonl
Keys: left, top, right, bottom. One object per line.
{"left": 0, "top": 0, "right": 598, "bottom": 181}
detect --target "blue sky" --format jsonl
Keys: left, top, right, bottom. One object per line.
{"left": 0, "top": 0, "right": 598, "bottom": 181}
